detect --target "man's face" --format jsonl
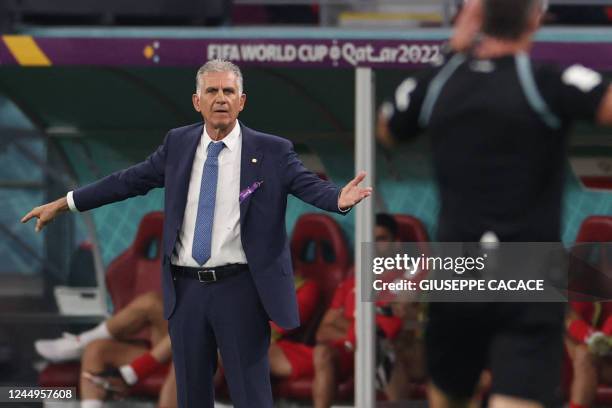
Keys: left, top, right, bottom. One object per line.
{"left": 192, "top": 71, "right": 246, "bottom": 132}
{"left": 375, "top": 225, "right": 397, "bottom": 257}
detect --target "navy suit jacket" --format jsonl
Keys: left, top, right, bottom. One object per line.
{"left": 73, "top": 122, "right": 345, "bottom": 329}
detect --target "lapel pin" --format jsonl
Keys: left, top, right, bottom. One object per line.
{"left": 251, "top": 158, "right": 258, "bottom": 163}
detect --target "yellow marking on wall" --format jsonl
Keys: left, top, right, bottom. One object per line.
{"left": 3, "top": 35, "right": 52, "bottom": 66}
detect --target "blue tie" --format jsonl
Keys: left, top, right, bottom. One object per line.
{"left": 192, "top": 141, "right": 225, "bottom": 265}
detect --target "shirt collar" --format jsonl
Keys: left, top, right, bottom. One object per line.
{"left": 202, "top": 121, "right": 241, "bottom": 152}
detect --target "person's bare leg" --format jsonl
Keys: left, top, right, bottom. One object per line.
{"left": 473, "top": 371, "right": 491, "bottom": 405}
{"left": 386, "top": 357, "right": 411, "bottom": 401}
{"left": 115, "top": 334, "right": 172, "bottom": 387}
{"left": 150, "top": 335, "right": 172, "bottom": 363}
{"left": 566, "top": 339, "right": 598, "bottom": 407}
{"left": 37, "top": 293, "right": 163, "bottom": 364}
{"left": 268, "top": 343, "right": 292, "bottom": 378}
{"left": 488, "top": 394, "right": 542, "bottom": 408}
{"left": 428, "top": 372, "right": 493, "bottom": 408}
{"left": 386, "top": 338, "right": 426, "bottom": 401}
{"left": 106, "top": 292, "right": 167, "bottom": 343}
{"left": 213, "top": 352, "right": 224, "bottom": 388}
{"left": 313, "top": 344, "right": 339, "bottom": 408}
{"left": 80, "top": 339, "right": 147, "bottom": 401}
{"left": 158, "top": 364, "right": 177, "bottom": 408}
{"left": 428, "top": 382, "right": 475, "bottom": 408}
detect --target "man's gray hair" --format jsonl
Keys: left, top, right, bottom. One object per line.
{"left": 195, "top": 59, "right": 244, "bottom": 95}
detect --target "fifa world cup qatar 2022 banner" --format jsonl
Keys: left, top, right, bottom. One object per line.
{"left": 0, "top": 35, "right": 442, "bottom": 68}
{"left": 4, "top": 34, "right": 612, "bottom": 69}
{"left": 205, "top": 40, "right": 443, "bottom": 68}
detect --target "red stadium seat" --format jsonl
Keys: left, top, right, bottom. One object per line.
{"left": 576, "top": 216, "right": 612, "bottom": 243}
{"left": 394, "top": 213, "right": 430, "bottom": 258}
{"left": 565, "top": 216, "right": 612, "bottom": 405}
{"left": 290, "top": 213, "right": 351, "bottom": 305}
{"left": 273, "top": 213, "right": 353, "bottom": 401}
{"left": 38, "top": 211, "right": 165, "bottom": 398}
{"left": 394, "top": 214, "right": 429, "bottom": 243}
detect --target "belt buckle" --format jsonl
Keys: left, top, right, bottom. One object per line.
{"left": 197, "top": 269, "right": 216, "bottom": 283}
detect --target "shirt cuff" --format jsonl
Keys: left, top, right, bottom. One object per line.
{"left": 66, "top": 191, "right": 78, "bottom": 212}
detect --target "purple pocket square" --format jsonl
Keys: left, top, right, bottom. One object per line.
{"left": 239, "top": 181, "right": 263, "bottom": 203}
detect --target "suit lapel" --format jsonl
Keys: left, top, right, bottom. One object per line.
{"left": 174, "top": 123, "right": 204, "bottom": 227}
{"left": 240, "top": 123, "right": 263, "bottom": 231}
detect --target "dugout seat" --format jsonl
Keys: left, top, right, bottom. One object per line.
{"left": 394, "top": 214, "right": 429, "bottom": 243}
{"left": 290, "top": 213, "right": 351, "bottom": 305}
{"left": 564, "top": 215, "right": 612, "bottom": 405}
{"left": 577, "top": 215, "right": 612, "bottom": 243}
{"left": 38, "top": 211, "right": 166, "bottom": 398}
{"left": 273, "top": 213, "right": 353, "bottom": 400}
{"left": 275, "top": 213, "right": 430, "bottom": 403}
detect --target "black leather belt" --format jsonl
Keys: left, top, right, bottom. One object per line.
{"left": 171, "top": 264, "right": 248, "bottom": 283}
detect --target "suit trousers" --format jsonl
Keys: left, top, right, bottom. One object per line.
{"left": 168, "top": 268, "right": 273, "bottom": 408}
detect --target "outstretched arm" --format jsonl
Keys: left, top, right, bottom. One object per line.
{"left": 21, "top": 133, "right": 169, "bottom": 232}
{"left": 283, "top": 143, "right": 371, "bottom": 213}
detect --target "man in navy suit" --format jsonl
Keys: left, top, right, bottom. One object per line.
{"left": 22, "top": 59, "right": 371, "bottom": 408}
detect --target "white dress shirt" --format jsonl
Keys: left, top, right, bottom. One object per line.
{"left": 173, "top": 123, "right": 247, "bottom": 267}
{"left": 67, "top": 122, "right": 247, "bottom": 268}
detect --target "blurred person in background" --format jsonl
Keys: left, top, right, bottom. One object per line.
{"left": 566, "top": 301, "right": 612, "bottom": 408}
{"left": 311, "top": 214, "right": 404, "bottom": 408}
{"left": 35, "top": 292, "right": 175, "bottom": 408}
{"left": 380, "top": 302, "right": 426, "bottom": 402}
{"left": 378, "top": 0, "right": 612, "bottom": 406}
{"left": 268, "top": 274, "right": 320, "bottom": 380}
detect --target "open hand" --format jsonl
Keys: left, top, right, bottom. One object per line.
{"left": 21, "top": 197, "right": 68, "bottom": 232}
{"left": 338, "top": 171, "right": 373, "bottom": 211}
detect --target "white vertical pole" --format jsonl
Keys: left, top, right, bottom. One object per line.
{"left": 355, "top": 67, "right": 375, "bottom": 408}
{"left": 82, "top": 213, "right": 109, "bottom": 317}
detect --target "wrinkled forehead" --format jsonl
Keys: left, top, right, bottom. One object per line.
{"left": 199, "top": 71, "right": 240, "bottom": 90}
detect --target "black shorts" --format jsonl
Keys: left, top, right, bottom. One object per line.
{"left": 425, "top": 302, "right": 565, "bottom": 406}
